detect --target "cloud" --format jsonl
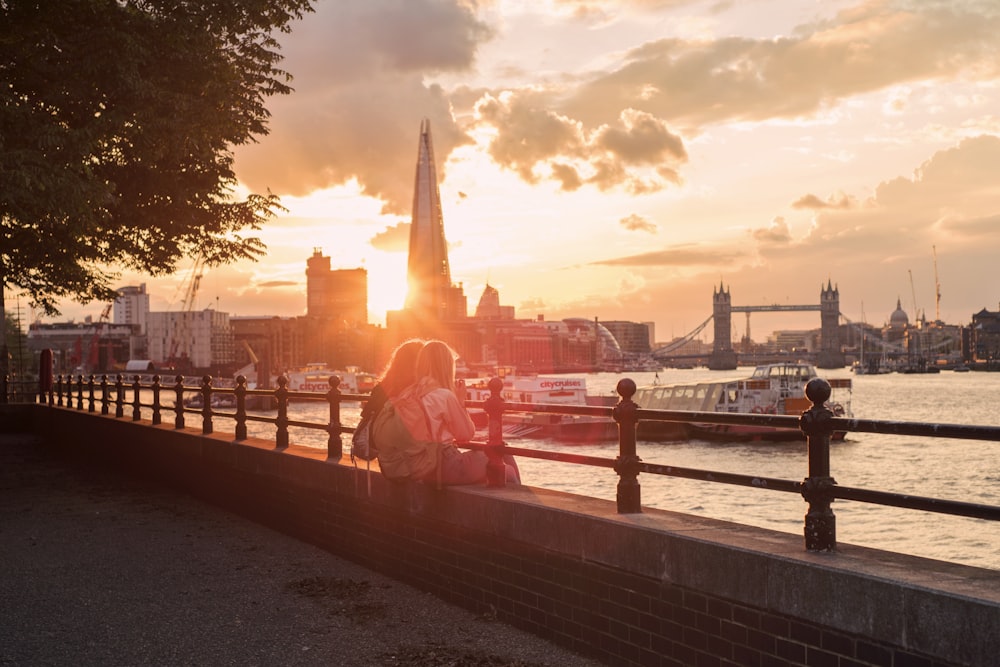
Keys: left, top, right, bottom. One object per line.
{"left": 791, "top": 193, "right": 854, "bottom": 210}
{"left": 561, "top": 2, "right": 1000, "bottom": 129}
{"left": 751, "top": 217, "right": 792, "bottom": 245}
{"left": 518, "top": 296, "right": 547, "bottom": 312}
{"left": 619, "top": 213, "right": 657, "bottom": 233}
{"left": 369, "top": 221, "right": 411, "bottom": 252}
{"left": 236, "top": 1, "right": 1000, "bottom": 218}
{"left": 476, "top": 95, "right": 688, "bottom": 192}
{"left": 590, "top": 243, "right": 745, "bottom": 267}
{"left": 234, "top": 0, "right": 489, "bottom": 213}
{"left": 553, "top": 133, "right": 1000, "bottom": 331}
{"left": 255, "top": 280, "right": 299, "bottom": 288}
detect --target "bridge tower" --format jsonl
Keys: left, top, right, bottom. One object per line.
{"left": 816, "top": 280, "right": 846, "bottom": 368}
{"left": 708, "top": 282, "right": 738, "bottom": 370}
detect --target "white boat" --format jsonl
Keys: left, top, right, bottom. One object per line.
{"left": 463, "top": 373, "right": 618, "bottom": 442}
{"left": 284, "top": 363, "right": 376, "bottom": 395}
{"left": 632, "top": 362, "right": 852, "bottom": 442}
{"left": 183, "top": 393, "right": 237, "bottom": 409}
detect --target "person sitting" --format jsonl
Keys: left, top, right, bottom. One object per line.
{"left": 359, "top": 338, "right": 425, "bottom": 426}
{"left": 404, "top": 340, "right": 520, "bottom": 486}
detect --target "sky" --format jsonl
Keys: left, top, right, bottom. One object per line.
{"left": 43, "top": 0, "right": 1000, "bottom": 344}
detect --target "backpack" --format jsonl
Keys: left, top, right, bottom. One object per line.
{"left": 370, "top": 385, "right": 444, "bottom": 483}
{"left": 351, "top": 386, "right": 388, "bottom": 463}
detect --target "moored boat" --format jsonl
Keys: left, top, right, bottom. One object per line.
{"left": 183, "top": 393, "right": 237, "bottom": 409}
{"left": 632, "top": 363, "right": 852, "bottom": 442}
{"left": 284, "top": 363, "right": 377, "bottom": 395}
{"left": 464, "top": 373, "right": 618, "bottom": 441}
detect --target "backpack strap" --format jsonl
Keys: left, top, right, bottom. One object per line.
{"left": 417, "top": 396, "right": 445, "bottom": 489}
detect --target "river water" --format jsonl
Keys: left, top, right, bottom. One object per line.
{"left": 246, "top": 367, "right": 999, "bottom": 571}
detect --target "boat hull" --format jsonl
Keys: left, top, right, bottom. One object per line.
{"left": 472, "top": 412, "right": 840, "bottom": 444}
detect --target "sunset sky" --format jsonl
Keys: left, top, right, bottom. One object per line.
{"left": 47, "top": 0, "right": 1000, "bottom": 344}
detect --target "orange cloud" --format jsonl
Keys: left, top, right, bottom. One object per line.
{"left": 619, "top": 214, "right": 656, "bottom": 233}
{"left": 563, "top": 3, "right": 1000, "bottom": 128}
{"left": 370, "top": 222, "right": 411, "bottom": 252}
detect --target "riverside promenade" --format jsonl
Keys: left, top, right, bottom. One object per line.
{"left": 0, "top": 434, "right": 602, "bottom": 667}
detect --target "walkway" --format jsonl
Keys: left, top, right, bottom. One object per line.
{"left": 0, "top": 434, "right": 603, "bottom": 666}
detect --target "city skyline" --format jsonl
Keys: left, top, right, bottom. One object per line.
{"left": 33, "top": 1, "right": 1000, "bottom": 339}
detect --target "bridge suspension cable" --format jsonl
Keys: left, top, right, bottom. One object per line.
{"left": 651, "top": 315, "right": 713, "bottom": 357}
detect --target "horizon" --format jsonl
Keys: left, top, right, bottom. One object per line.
{"left": 28, "top": 1, "right": 1000, "bottom": 337}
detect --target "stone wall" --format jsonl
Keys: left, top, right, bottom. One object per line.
{"left": 22, "top": 404, "right": 1000, "bottom": 666}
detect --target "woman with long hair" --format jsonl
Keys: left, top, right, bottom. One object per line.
{"left": 376, "top": 339, "right": 425, "bottom": 398}
{"left": 352, "top": 339, "right": 425, "bottom": 464}
{"left": 407, "top": 340, "right": 520, "bottom": 485}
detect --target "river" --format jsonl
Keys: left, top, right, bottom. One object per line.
{"left": 246, "top": 367, "right": 1000, "bottom": 572}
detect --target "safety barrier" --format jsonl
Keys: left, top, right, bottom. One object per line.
{"left": 34, "top": 370, "right": 1000, "bottom": 557}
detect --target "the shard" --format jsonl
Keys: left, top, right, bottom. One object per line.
{"left": 404, "top": 119, "right": 465, "bottom": 322}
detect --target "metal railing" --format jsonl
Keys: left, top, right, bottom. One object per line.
{"left": 29, "top": 371, "right": 1000, "bottom": 553}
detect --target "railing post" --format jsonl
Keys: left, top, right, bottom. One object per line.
{"left": 39, "top": 349, "right": 53, "bottom": 405}
{"left": 87, "top": 375, "right": 96, "bottom": 413}
{"left": 234, "top": 375, "right": 247, "bottom": 441}
{"left": 613, "top": 378, "right": 642, "bottom": 513}
{"left": 56, "top": 374, "right": 64, "bottom": 407}
{"left": 76, "top": 375, "right": 84, "bottom": 410}
{"left": 799, "top": 378, "right": 837, "bottom": 551}
{"left": 326, "top": 375, "right": 342, "bottom": 460}
{"left": 275, "top": 375, "right": 289, "bottom": 450}
{"left": 114, "top": 374, "right": 124, "bottom": 418}
{"left": 201, "top": 375, "right": 213, "bottom": 435}
{"left": 174, "top": 375, "right": 185, "bottom": 429}
{"left": 132, "top": 375, "right": 141, "bottom": 421}
{"left": 484, "top": 377, "right": 508, "bottom": 487}
{"left": 151, "top": 375, "right": 162, "bottom": 426}
{"left": 101, "top": 374, "right": 111, "bottom": 415}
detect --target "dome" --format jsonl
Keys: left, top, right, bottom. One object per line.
{"left": 562, "top": 318, "right": 623, "bottom": 355}
{"left": 889, "top": 298, "right": 909, "bottom": 328}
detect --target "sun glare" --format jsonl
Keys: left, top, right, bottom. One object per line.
{"left": 365, "top": 255, "right": 409, "bottom": 326}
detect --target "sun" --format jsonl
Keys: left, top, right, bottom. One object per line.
{"left": 365, "top": 255, "right": 409, "bottom": 326}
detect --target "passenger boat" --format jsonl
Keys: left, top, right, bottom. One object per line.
{"left": 284, "top": 363, "right": 377, "bottom": 395}
{"left": 464, "top": 373, "right": 618, "bottom": 441}
{"left": 632, "top": 362, "right": 852, "bottom": 442}
{"left": 183, "top": 393, "right": 237, "bottom": 409}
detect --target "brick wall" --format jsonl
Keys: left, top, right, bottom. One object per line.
{"left": 24, "top": 404, "right": 999, "bottom": 666}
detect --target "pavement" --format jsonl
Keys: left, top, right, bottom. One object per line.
{"left": 0, "top": 434, "right": 604, "bottom": 667}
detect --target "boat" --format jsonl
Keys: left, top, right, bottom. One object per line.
{"left": 463, "top": 373, "right": 619, "bottom": 442}
{"left": 183, "top": 393, "right": 237, "bottom": 409}
{"left": 284, "top": 363, "right": 377, "bottom": 395}
{"left": 852, "top": 359, "right": 892, "bottom": 375}
{"left": 462, "top": 363, "right": 852, "bottom": 444}
{"left": 632, "top": 362, "right": 853, "bottom": 442}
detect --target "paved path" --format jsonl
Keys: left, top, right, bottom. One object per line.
{"left": 0, "top": 435, "right": 603, "bottom": 666}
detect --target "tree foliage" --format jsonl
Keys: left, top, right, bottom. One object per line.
{"left": 0, "top": 0, "right": 313, "bottom": 314}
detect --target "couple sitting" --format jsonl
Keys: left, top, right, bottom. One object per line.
{"left": 362, "top": 339, "right": 520, "bottom": 486}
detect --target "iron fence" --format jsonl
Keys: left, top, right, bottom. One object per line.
{"left": 27, "top": 370, "right": 1000, "bottom": 553}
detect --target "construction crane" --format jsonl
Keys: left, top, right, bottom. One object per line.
{"left": 166, "top": 255, "right": 205, "bottom": 370}
{"left": 86, "top": 303, "right": 113, "bottom": 373}
{"left": 908, "top": 269, "right": 920, "bottom": 323}
{"left": 933, "top": 245, "right": 942, "bottom": 322}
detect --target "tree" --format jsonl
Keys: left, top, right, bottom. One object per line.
{"left": 0, "top": 0, "right": 312, "bottom": 398}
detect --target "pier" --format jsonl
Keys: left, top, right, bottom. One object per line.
{"left": 4, "top": 377, "right": 999, "bottom": 666}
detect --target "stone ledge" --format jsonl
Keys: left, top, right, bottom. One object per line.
{"left": 24, "top": 403, "right": 1000, "bottom": 666}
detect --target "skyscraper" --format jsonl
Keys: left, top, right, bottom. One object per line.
{"left": 403, "top": 119, "right": 466, "bottom": 323}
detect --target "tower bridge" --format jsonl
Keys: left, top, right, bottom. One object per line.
{"left": 652, "top": 281, "right": 847, "bottom": 370}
